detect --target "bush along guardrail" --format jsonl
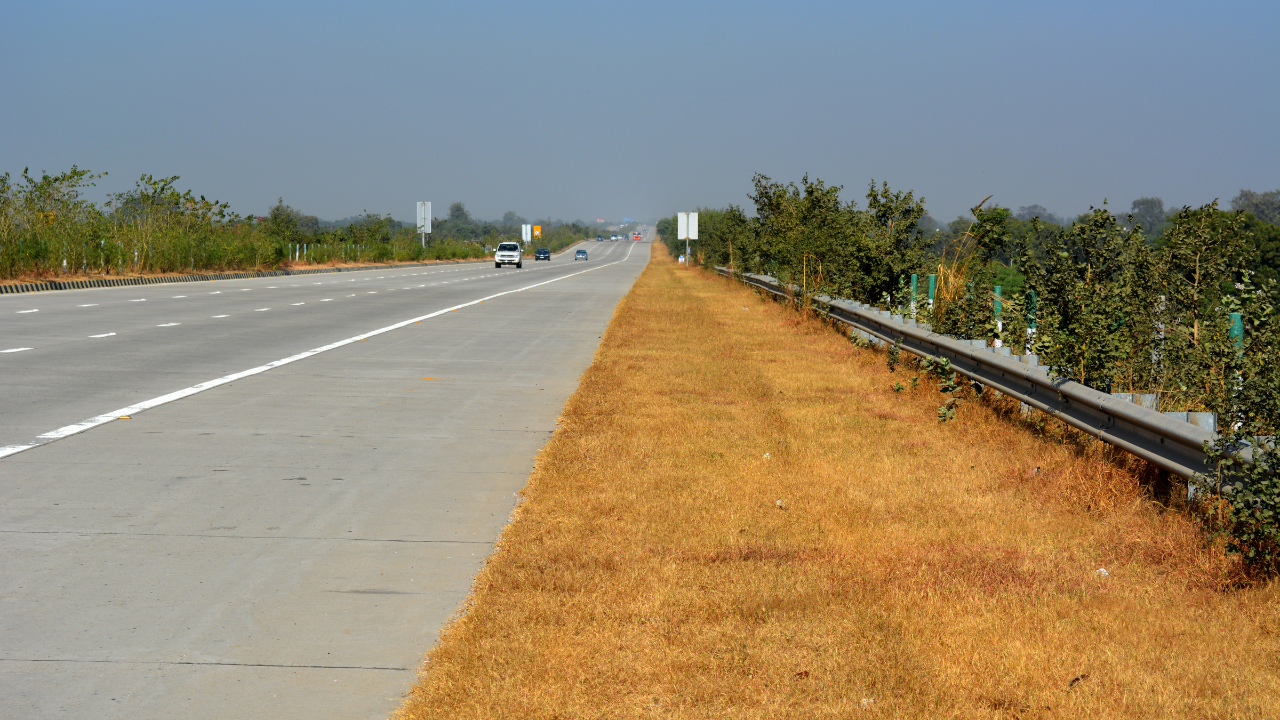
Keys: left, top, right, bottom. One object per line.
{"left": 718, "top": 266, "right": 1280, "bottom": 577}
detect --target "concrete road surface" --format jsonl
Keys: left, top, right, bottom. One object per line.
{"left": 0, "top": 239, "right": 649, "bottom": 718}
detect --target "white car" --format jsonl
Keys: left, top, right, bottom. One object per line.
{"left": 494, "top": 242, "right": 523, "bottom": 268}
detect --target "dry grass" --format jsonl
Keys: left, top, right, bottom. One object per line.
{"left": 393, "top": 244, "right": 1280, "bottom": 719}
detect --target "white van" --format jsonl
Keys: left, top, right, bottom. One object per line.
{"left": 494, "top": 242, "right": 523, "bottom": 268}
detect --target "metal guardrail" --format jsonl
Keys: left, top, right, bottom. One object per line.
{"left": 717, "top": 267, "right": 1222, "bottom": 478}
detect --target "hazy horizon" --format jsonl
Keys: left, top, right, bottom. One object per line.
{"left": 3, "top": 0, "right": 1276, "bottom": 226}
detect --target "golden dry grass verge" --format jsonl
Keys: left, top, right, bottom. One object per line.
{"left": 394, "top": 243, "right": 1279, "bottom": 719}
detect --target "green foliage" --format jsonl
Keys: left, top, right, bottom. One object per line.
{"left": 672, "top": 174, "right": 928, "bottom": 307}
{"left": 1023, "top": 206, "right": 1157, "bottom": 390}
{"left": 1195, "top": 273, "right": 1280, "bottom": 577}
{"left": 0, "top": 166, "right": 514, "bottom": 278}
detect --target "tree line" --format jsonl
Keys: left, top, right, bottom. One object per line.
{"left": 0, "top": 166, "right": 604, "bottom": 278}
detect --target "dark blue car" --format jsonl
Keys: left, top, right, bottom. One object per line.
{"left": 534, "top": 248, "right": 551, "bottom": 261}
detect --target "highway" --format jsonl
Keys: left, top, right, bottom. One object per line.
{"left": 0, "top": 238, "right": 649, "bottom": 718}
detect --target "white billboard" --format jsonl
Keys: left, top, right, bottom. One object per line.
{"left": 678, "top": 212, "right": 698, "bottom": 240}
{"left": 416, "top": 202, "right": 431, "bottom": 234}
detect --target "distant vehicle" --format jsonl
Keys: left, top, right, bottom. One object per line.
{"left": 632, "top": 233, "right": 642, "bottom": 241}
{"left": 596, "top": 235, "right": 604, "bottom": 241}
{"left": 575, "top": 249, "right": 588, "bottom": 261}
{"left": 534, "top": 248, "right": 551, "bottom": 261}
{"left": 495, "top": 241, "right": 523, "bottom": 268}
{"left": 609, "top": 234, "right": 618, "bottom": 241}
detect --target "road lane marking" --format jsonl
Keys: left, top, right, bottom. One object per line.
{"left": 89, "top": 333, "right": 116, "bottom": 338}
{"left": 255, "top": 308, "right": 269, "bottom": 311}
{"left": 130, "top": 299, "right": 146, "bottom": 302}
{"left": 0, "top": 244, "right": 636, "bottom": 460}
{"left": 17, "top": 309, "right": 38, "bottom": 313}
{"left": 78, "top": 304, "right": 98, "bottom": 307}
{"left": 213, "top": 315, "right": 229, "bottom": 318}
{"left": 157, "top": 323, "right": 181, "bottom": 327}
{"left": 321, "top": 299, "right": 332, "bottom": 302}
{"left": 173, "top": 295, "right": 187, "bottom": 298}
{"left": 209, "top": 291, "right": 221, "bottom": 294}
{"left": 291, "top": 303, "right": 305, "bottom": 306}
{"left": 2, "top": 348, "right": 33, "bottom": 353}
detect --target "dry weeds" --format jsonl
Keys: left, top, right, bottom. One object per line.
{"left": 393, "top": 244, "right": 1279, "bottom": 719}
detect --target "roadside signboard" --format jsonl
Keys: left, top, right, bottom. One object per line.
{"left": 533, "top": 225, "right": 542, "bottom": 239}
{"left": 678, "top": 212, "right": 698, "bottom": 266}
{"left": 416, "top": 202, "right": 431, "bottom": 247}
{"left": 678, "top": 212, "right": 698, "bottom": 240}
{"left": 416, "top": 202, "right": 431, "bottom": 233}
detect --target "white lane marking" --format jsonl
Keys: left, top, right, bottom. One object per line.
{"left": 240, "top": 289, "right": 251, "bottom": 292}
{"left": 17, "top": 309, "right": 38, "bottom": 314}
{"left": 130, "top": 299, "right": 146, "bottom": 302}
{"left": 209, "top": 291, "right": 221, "bottom": 294}
{"left": 291, "top": 302, "right": 305, "bottom": 306}
{"left": 79, "top": 304, "right": 99, "bottom": 307}
{"left": 254, "top": 308, "right": 270, "bottom": 311}
{"left": 2, "top": 347, "right": 34, "bottom": 353}
{"left": 157, "top": 323, "right": 181, "bottom": 327}
{"left": 89, "top": 333, "right": 117, "bottom": 338}
{"left": 213, "top": 315, "right": 229, "bottom": 318}
{"left": 0, "top": 247, "right": 634, "bottom": 459}
{"left": 172, "top": 295, "right": 187, "bottom": 298}
{"left": 368, "top": 291, "right": 377, "bottom": 294}
{"left": 321, "top": 299, "right": 332, "bottom": 302}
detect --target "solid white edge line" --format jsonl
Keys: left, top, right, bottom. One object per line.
{"left": 1, "top": 244, "right": 637, "bottom": 460}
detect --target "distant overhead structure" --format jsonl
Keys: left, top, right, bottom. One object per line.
{"left": 416, "top": 202, "right": 431, "bottom": 248}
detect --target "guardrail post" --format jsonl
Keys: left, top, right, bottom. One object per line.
{"left": 927, "top": 274, "right": 937, "bottom": 310}
{"left": 1026, "top": 290, "right": 1037, "bottom": 343}
{"left": 1229, "top": 312, "right": 1243, "bottom": 350}
{"left": 910, "top": 274, "right": 918, "bottom": 318}
{"left": 993, "top": 285, "right": 1003, "bottom": 347}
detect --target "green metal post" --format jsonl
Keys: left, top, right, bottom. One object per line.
{"left": 927, "top": 274, "right": 937, "bottom": 309}
{"left": 1229, "top": 312, "right": 1243, "bottom": 350}
{"left": 994, "top": 285, "right": 1003, "bottom": 346}
{"left": 910, "top": 274, "right": 918, "bottom": 317}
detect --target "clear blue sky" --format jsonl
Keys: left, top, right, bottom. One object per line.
{"left": 3, "top": 0, "right": 1276, "bottom": 224}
